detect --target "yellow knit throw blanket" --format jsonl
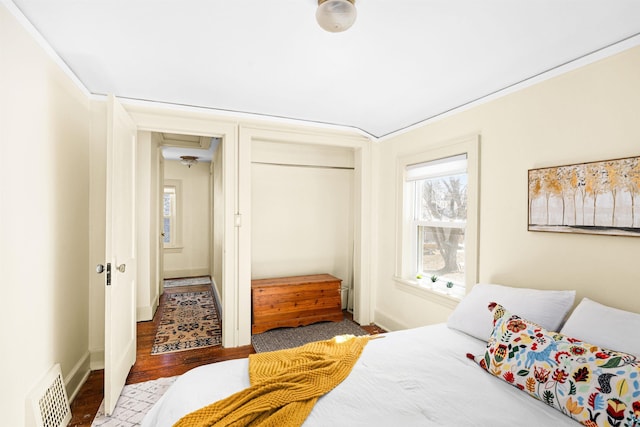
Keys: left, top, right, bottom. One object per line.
{"left": 173, "top": 334, "right": 370, "bottom": 427}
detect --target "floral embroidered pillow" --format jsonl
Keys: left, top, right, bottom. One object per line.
{"left": 470, "top": 302, "right": 640, "bottom": 427}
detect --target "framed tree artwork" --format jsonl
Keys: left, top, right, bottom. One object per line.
{"left": 528, "top": 155, "right": 640, "bottom": 236}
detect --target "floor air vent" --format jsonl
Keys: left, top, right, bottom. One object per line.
{"left": 28, "top": 364, "right": 71, "bottom": 427}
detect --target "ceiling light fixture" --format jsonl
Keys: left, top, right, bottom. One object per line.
{"left": 316, "top": 0, "right": 357, "bottom": 33}
{"left": 180, "top": 155, "right": 198, "bottom": 168}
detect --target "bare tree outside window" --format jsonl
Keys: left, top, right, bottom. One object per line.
{"left": 414, "top": 168, "right": 468, "bottom": 288}
{"left": 418, "top": 175, "right": 467, "bottom": 275}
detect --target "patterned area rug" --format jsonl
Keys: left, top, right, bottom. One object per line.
{"left": 163, "top": 276, "right": 212, "bottom": 288}
{"left": 151, "top": 290, "right": 221, "bottom": 355}
{"left": 252, "top": 319, "right": 369, "bottom": 353}
{"left": 91, "top": 376, "right": 178, "bottom": 426}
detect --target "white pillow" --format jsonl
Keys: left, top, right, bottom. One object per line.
{"left": 446, "top": 283, "right": 575, "bottom": 341}
{"left": 560, "top": 297, "right": 640, "bottom": 357}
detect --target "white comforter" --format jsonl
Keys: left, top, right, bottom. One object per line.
{"left": 142, "top": 323, "right": 578, "bottom": 426}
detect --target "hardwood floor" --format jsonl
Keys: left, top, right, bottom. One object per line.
{"left": 69, "top": 284, "right": 384, "bottom": 426}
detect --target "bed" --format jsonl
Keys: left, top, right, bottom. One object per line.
{"left": 142, "top": 284, "right": 640, "bottom": 427}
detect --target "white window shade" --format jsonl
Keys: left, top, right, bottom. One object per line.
{"left": 406, "top": 153, "right": 467, "bottom": 181}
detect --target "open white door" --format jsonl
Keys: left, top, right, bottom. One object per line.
{"left": 104, "top": 95, "right": 137, "bottom": 415}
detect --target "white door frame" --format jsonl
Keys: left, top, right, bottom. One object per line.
{"left": 238, "top": 125, "right": 373, "bottom": 337}
{"left": 121, "top": 102, "right": 373, "bottom": 347}
{"left": 125, "top": 104, "right": 241, "bottom": 347}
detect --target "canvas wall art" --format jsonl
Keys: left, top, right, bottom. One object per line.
{"left": 528, "top": 156, "right": 640, "bottom": 236}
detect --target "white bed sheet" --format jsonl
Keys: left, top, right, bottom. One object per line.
{"left": 142, "top": 323, "right": 578, "bottom": 426}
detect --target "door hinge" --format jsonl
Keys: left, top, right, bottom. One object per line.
{"left": 234, "top": 214, "right": 242, "bottom": 227}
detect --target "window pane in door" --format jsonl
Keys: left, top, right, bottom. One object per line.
{"left": 163, "top": 218, "right": 171, "bottom": 243}
{"left": 163, "top": 186, "right": 176, "bottom": 246}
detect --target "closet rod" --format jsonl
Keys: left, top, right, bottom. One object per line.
{"left": 251, "top": 161, "right": 354, "bottom": 170}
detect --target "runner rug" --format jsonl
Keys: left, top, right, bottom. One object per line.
{"left": 251, "top": 319, "right": 369, "bottom": 353}
{"left": 151, "top": 290, "right": 221, "bottom": 355}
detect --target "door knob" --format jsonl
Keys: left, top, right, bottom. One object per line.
{"left": 96, "top": 264, "right": 105, "bottom": 274}
{"left": 116, "top": 264, "right": 126, "bottom": 273}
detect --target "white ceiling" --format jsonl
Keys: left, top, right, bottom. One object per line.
{"left": 8, "top": 0, "right": 640, "bottom": 138}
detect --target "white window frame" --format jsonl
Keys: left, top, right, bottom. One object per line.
{"left": 163, "top": 179, "right": 183, "bottom": 250}
{"left": 394, "top": 135, "right": 480, "bottom": 305}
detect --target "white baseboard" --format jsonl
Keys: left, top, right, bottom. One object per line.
{"left": 372, "top": 308, "right": 409, "bottom": 332}
{"left": 210, "top": 277, "right": 222, "bottom": 317}
{"left": 90, "top": 349, "right": 105, "bottom": 371}
{"left": 137, "top": 304, "right": 154, "bottom": 322}
{"left": 163, "top": 268, "right": 210, "bottom": 279}
{"left": 65, "top": 352, "right": 91, "bottom": 402}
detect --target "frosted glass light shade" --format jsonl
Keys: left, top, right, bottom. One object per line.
{"left": 316, "top": 0, "right": 357, "bottom": 33}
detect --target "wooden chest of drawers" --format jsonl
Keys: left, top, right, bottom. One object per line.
{"left": 251, "top": 274, "right": 343, "bottom": 334}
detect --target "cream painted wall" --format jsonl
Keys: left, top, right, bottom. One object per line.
{"left": 0, "top": 4, "right": 91, "bottom": 426}
{"left": 163, "top": 160, "right": 211, "bottom": 278}
{"left": 251, "top": 166, "right": 354, "bottom": 285}
{"left": 375, "top": 46, "right": 640, "bottom": 331}
{"left": 135, "top": 131, "right": 161, "bottom": 321}
{"left": 251, "top": 141, "right": 355, "bottom": 289}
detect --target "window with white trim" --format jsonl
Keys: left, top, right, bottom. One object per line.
{"left": 163, "top": 185, "right": 178, "bottom": 247}
{"left": 396, "top": 136, "right": 479, "bottom": 300}
{"left": 163, "top": 179, "right": 184, "bottom": 249}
